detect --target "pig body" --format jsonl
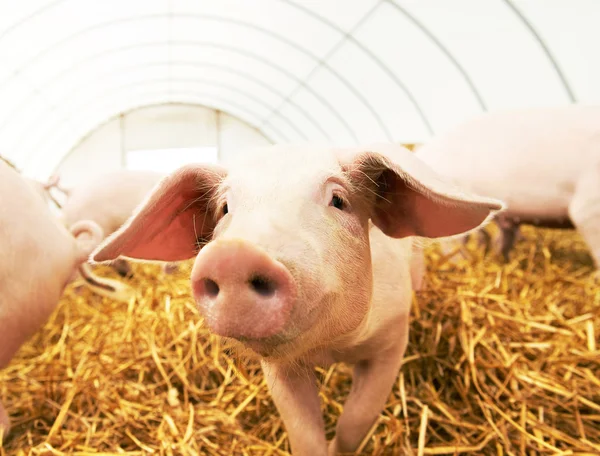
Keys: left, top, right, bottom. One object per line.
{"left": 23, "top": 175, "right": 65, "bottom": 219}
{"left": 92, "top": 144, "right": 503, "bottom": 455}
{"left": 0, "top": 162, "right": 131, "bottom": 435}
{"left": 59, "top": 170, "right": 179, "bottom": 276}
{"left": 60, "top": 170, "right": 164, "bottom": 236}
{"left": 414, "top": 105, "right": 600, "bottom": 265}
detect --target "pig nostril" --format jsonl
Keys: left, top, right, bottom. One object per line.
{"left": 249, "top": 275, "right": 276, "bottom": 297}
{"left": 203, "top": 279, "right": 220, "bottom": 297}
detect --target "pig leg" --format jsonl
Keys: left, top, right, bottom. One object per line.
{"left": 261, "top": 361, "right": 328, "bottom": 456}
{"left": 329, "top": 315, "right": 409, "bottom": 455}
{"left": 500, "top": 225, "right": 519, "bottom": 262}
{"left": 162, "top": 262, "right": 180, "bottom": 275}
{"left": 477, "top": 227, "right": 493, "bottom": 255}
{"left": 111, "top": 258, "right": 133, "bottom": 278}
{"left": 410, "top": 243, "right": 426, "bottom": 291}
{"left": 568, "top": 165, "right": 600, "bottom": 269}
{"left": 495, "top": 218, "right": 519, "bottom": 262}
{"left": 0, "top": 400, "right": 9, "bottom": 436}
{"left": 459, "top": 228, "right": 492, "bottom": 255}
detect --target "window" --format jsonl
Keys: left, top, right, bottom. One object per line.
{"left": 125, "top": 146, "right": 219, "bottom": 173}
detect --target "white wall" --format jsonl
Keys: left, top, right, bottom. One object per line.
{"left": 56, "top": 117, "right": 122, "bottom": 188}
{"left": 55, "top": 103, "right": 272, "bottom": 187}
{"left": 218, "top": 112, "right": 272, "bottom": 164}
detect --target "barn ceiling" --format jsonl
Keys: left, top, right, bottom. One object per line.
{"left": 0, "top": 0, "right": 597, "bottom": 175}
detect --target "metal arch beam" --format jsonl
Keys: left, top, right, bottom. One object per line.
{"left": 502, "top": 0, "right": 576, "bottom": 102}
{"left": 280, "top": 0, "right": 442, "bottom": 131}
{"left": 0, "top": 4, "right": 434, "bottom": 138}
{"left": 175, "top": 14, "right": 396, "bottom": 139}
{"left": 51, "top": 98, "right": 277, "bottom": 173}
{"left": 7, "top": 40, "right": 357, "bottom": 144}
{"left": 259, "top": 2, "right": 386, "bottom": 136}
{"left": 0, "top": 3, "right": 351, "bottom": 141}
{"left": 65, "top": 85, "right": 290, "bottom": 139}
{"left": 22, "top": 88, "right": 288, "bottom": 172}
{"left": 382, "top": 0, "right": 487, "bottom": 110}
{"left": 0, "top": 14, "right": 402, "bottom": 141}
{"left": 4, "top": 68, "right": 301, "bottom": 163}
{"left": 73, "top": 73, "right": 308, "bottom": 140}
{"left": 17, "top": 81, "right": 293, "bottom": 158}
{"left": 72, "top": 93, "right": 281, "bottom": 146}
{"left": 0, "top": 0, "right": 65, "bottom": 41}
{"left": 0, "top": 46, "right": 332, "bottom": 141}
{"left": 46, "top": 73, "right": 310, "bottom": 141}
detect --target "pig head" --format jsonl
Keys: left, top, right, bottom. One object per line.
{"left": 92, "top": 144, "right": 503, "bottom": 455}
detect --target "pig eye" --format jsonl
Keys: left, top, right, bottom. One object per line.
{"left": 222, "top": 203, "right": 229, "bottom": 215}
{"left": 330, "top": 195, "right": 345, "bottom": 210}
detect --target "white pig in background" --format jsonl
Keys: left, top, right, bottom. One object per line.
{"left": 0, "top": 161, "right": 133, "bottom": 436}
{"left": 91, "top": 144, "right": 503, "bottom": 455}
{"left": 23, "top": 175, "right": 61, "bottom": 206}
{"left": 0, "top": 155, "right": 63, "bottom": 215}
{"left": 58, "top": 169, "right": 179, "bottom": 276}
{"left": 414, "top": 105, "right": 600, "bottom": 268}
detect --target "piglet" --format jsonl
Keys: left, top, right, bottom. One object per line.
{"left": 0, "top": 161, "right": 131, "bottom": 435}
{"left": 414, "top": 105, "right": 600, "bottom": 267}
{"left": 59, "top": 169, "right": 179, "bottom": 277}
{"left": 91, "top": 144, "right": 503, "bottom": 455}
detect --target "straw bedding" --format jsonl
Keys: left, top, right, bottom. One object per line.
{"left": 1, "top": 225, "right": 599, "bottom": 455}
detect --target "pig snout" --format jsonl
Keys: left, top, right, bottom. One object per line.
{"left": 191, "top": 239, "right": 297, "bottom": 341}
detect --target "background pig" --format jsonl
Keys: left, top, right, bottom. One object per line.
{"left": 58, "top": 169, "right": 179, "bottom": 277}
{"left": 414, "top": 105, "right": 600, "bottom": 267}
{"left": 0, "top": 154, "right": 63, "bottom": 212}
{"left": 0, "top": 161, "right": 132, "bottom": 435}
{"left": 23, "top": 175, "right": 65, "bottom": 218}
{"left": 91, "top": 144, "right": 503, "bottom": 455}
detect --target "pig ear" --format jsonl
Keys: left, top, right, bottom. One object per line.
{"left": 91, "top": 164, "right": 227, "bottom": 263}
{"left": 340, "top": 144, "right": 505, "bottom": 239}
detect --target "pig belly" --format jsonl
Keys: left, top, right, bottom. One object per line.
{"left": 502, "top": 199, "right": 571, "bottom": 223}
{"left": 500, "top": 210, "right": 575, "bottom": 229}
{"left": 466, "top": 181, "right": 573, "bottom": 223}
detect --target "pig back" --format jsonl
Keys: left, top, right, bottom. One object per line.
{"left": 0, "top": 163, "right": 78, "bottom": 366}
{"left": 415, "top": 106, "right": 600, "bottom": 220}
{"left": 61, "top": 170, "right": 164, "bottom": 236}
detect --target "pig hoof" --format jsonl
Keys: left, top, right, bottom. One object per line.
{"left": 162, "top": 262, "right": 179, "bottom": 275}
{"left": 73, "top": 284, "right": 85, "bottom": 295}
{"left": 112, "top": 259, "right": 133, "bottom": 278}
{"left": 0, "top": 401, "right": 11, "bottom": 438}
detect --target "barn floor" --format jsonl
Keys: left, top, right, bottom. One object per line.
{"left": 1, "top": 226, "right": 599, "bottom": 455}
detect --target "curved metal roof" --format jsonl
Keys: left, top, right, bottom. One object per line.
{"left": 0, "top": 0, "right": 596, "bottom": 175}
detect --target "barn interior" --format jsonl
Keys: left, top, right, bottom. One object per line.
{"left": 0, "top": 1, "right": 599, "bottom": 454}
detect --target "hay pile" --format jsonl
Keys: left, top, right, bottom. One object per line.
{"left": 1, "top": 226, "right": 599, "bottom": 455}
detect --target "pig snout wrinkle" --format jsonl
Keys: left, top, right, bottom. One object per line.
{"left": 192, "top": 239, "right": 297, "bottom": 341}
